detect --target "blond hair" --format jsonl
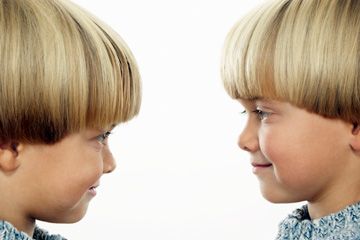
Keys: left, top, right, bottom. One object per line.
{"left": 221, "top": 0, "right": 360, "bottom": 123}
{"left": 0, "top": 0, "right": 141, "bottom": 143}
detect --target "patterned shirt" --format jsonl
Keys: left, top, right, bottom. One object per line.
{"left": 277, "top": 202, "right": 360, "bottom": 240}
{"left": 0, "top": 221, "right": 66, "bottom": 240}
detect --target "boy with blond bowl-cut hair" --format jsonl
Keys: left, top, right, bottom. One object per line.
{"left": 0, "top": 0, "right": 141, "bottom": 239}
{"left": 222, "top": 0, "right": 360, "bottom": 239}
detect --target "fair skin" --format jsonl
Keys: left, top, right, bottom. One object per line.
{"left": 0, "top": 128, "right": 116, "bottom": 236}
{"left": 239, "top": 98, "right": 360, "bottom": 219}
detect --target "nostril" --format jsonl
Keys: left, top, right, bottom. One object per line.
{"left": 241, "top": 145, "right": 251, "bottom": 151}
{"left": 238, "top": 134, "right": 249, "bottom": 151}
{"left": 104, "top": 158, "right": 116, "bottom": 174}
{"left": 238, "top": 133, "right": 259, "bottom": 153}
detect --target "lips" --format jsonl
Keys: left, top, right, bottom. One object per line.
{"left": 88, "top": 182, "right": 100, "bottom": 196}
{"left": 251, "top": 163, "right": 272, "bottom": 167}
{"left": 251, "top": 162, "right": 273, "bottom": 174}
{"left": 88, "top": 186, "right": 98, "bottom": 196}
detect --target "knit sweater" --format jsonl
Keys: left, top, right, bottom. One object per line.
{"left": 0, "top": 221, "right": 66, "bottom": 240}
{"left": 277, "top": 202, "right": 360, "bottom": 240}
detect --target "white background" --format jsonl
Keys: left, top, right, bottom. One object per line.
{"left": 40, "top": 0, "right": 301, "bottom": 239}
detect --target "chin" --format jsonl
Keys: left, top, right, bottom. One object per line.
{"left": 261, "top": 193, "right": 281, "bottom": 203}
{"left": 39, "top": 203, "right": 90, "bottom": 224}
{"left": 63, "top": 204, "right": 90, "bottom": 223}
{"left": 259, "top": 185, "right": 299, "bottom": 204}
{"left": 44, "top": 211, "right": 88, "bottom": 224}
{"left": 263, "top": 196, "right": 289, "bottom": 204}
{"left": 62, "top": 212, "right": 87, "bottom": 223}
{"left": 261, "top": 190, "right": 304, "bottom": 204}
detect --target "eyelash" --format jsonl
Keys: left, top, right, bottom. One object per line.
{"left": 96, "top": 131, "right": 112, "bottom": 145}
{"left": 240, "top": 109, "right": 270, "bottom": 121}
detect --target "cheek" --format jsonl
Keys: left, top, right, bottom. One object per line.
{"left": 259, "top": 126, "right": 338, "bottom": 189}
{"left": 58, "top": 151, "right": 103, "bottom": 200}
{"left": 76, "top": 154, "right": 103, "bottom": 186}
{"left": 259, "top": 128, "right": 311, "bottom": 183}
{"left": 259, "top": 127, "right": 290, "bottom": 163}
{"left": 259, "top": 123, "right": 317, "bottom": 164}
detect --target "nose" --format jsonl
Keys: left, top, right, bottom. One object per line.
{"left": 238, "top": 121, "right": 259, "bottom": 153}
{"left": 102, "top": 146, "right": 116, "bottom": 174}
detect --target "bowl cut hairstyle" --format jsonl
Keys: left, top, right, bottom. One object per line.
{"left": 0, "top": 0, "right": 141, "bottom": 143}
{"left": 221, "top": 0, "right": 360, "bottom": 123}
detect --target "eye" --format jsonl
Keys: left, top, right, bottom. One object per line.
{"left": 96, "top": 131, "right": 112, "bottom": 145}
{"left": 252, "top": 109, "right": 270, "bottom": 121}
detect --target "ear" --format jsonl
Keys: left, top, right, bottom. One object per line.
{"left": 0, "top": 141, "right": 21, "bottom": 172}
{"left": 350, "top": 123, "right": 360, "bottom": 151}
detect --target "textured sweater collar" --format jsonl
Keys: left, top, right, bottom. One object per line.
{"left": 277, "top": 202, "right": 360, "bottom": 239}
{"left": 0, "top": 221, "right": 66, "bottom": 240}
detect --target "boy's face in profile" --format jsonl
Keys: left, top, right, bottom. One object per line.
{"left": 10, "top": 129, "right": 116, "bottom": 223}
{"left": 238, "top": 99, "right": 354, "bottom": 204}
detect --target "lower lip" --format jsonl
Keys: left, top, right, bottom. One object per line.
{"left": 252, "top": 164, "right": 273, "bottom": 174}
{"left": 88, "top": 187, "right": 97, "bottom": 196}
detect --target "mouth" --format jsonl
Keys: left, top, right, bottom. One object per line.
{"left": 251, "top": 162, "right": 273, "bottom": 174}
{"left": 252, "top": 163, "right": 272, "bottom": 167}
{"left": 88, "top": 184, "right": 99, "bottom": 196}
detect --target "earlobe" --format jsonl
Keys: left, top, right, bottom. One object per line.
{"left": 0, "top": 142, "right": 20, "bottom": 172}
{"left": 350, "top": 123, "right": 360, "bottom": 151}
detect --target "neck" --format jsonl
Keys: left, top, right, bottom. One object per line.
{"left": 0, "top": 213, "right": 36, "bottom": 237}
{"left": 308, "top": 199, "right": 360, "bottom": 220}
{"left": 307, "top": 176, "right": 360, "bottom": 220}
{"left": 307, "top": 154, "right": 360, "bottom": 220}
{"left": 15, "top": 217, "right": 36, "bottom": 237}
{"left": 0, "top": 194, "right": 36, "bottom": 237}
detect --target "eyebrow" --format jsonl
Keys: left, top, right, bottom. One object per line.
{"left": 238, "top": 96, "right": 263, "bottom": 101}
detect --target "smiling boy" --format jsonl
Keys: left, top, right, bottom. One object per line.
{"left": 222, "top": 0, "right": 360, "bottom": 239}
{"left": 0, "top": 0, "right": 141, "bottom": 239}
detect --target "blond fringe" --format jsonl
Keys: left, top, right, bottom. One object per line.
{"left": 0, "top": 0, "right": 141, "bottom": 143}
{"left": 221, "top": 0, "right": 360, "bottom": 123}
